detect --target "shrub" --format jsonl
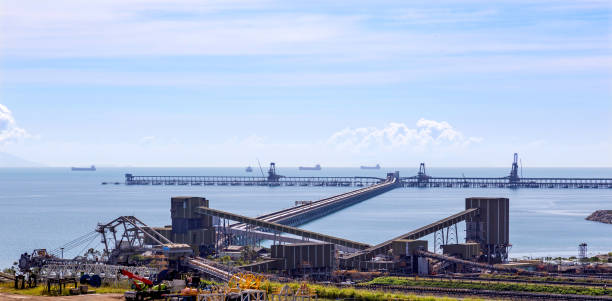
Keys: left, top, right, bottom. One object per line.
{"left": 365, "top": 276, "right": 612, "bottom": 297}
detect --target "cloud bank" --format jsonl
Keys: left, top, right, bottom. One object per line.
{"left": 328, "top": 119, "right": 482, "bottom": 152}
{"left": 0, "top": 104, "right": 29, "bottom": 145}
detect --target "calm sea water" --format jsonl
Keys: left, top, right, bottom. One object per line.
{"left": 1, "top": 167, "right": 611, "bottom": 269}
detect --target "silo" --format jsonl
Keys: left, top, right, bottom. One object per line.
{"left": 465, "top": 197, "right": 509, "bottom": 263}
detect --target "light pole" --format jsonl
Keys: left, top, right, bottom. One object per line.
{"left": 60, "top": 248, "right": 64, "bottom": 259}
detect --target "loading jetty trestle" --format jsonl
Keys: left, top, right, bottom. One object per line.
{"left": 122, "top": 155, "right": 612, "bottom": 189}
{"left": 125, "top": 174, "right": 384, "bottom": 187}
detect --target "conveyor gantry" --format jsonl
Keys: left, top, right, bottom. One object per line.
{"left": 197, "top": 206, "right": 371, "bottom": 250}
{"left": 231, "top": 176, "right": 398, "bottom": 231}
{"left": 340, "top": 208, "right": 480, "bottom": 263}
{"left": 198, "top": 206, "right": 479, "bottom": 257}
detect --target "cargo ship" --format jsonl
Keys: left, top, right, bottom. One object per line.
{"left": 71, "top": 165, "right": 96, "bottom": 171}
{"left": 299, "top": 164, "right": 321, "bottom": 171}
{"left": 360, "top": 164, "right": 380, "bottom": 170}
{"left": 245, "top": 166, "right": 253, "bottom": 172}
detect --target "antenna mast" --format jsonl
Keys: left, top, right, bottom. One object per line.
{"left": 257, "top": 159, "right": 265, "bottom": 177}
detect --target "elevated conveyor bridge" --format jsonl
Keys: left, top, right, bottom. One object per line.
{"left": 231, "top": 177, "right": 398, "bottom": 230}
{"left": 198, "top": 206, "right": 371, "bottom": 250}
{"left": 198, "top": 206, "right": 480, "bottom": 261}
{"left": 339, "top": 208, "right": 480, "bottom": 265}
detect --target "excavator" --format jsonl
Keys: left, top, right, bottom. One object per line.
{"left": 121, "top": 269, "right": 170, "bottom": 301}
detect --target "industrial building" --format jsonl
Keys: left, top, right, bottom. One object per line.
{"left": 271, "top": 243, "right": 336, "bottom": 276}
{"left": 144, "top": 197, "right": 216, "bottom": 256}
{"left": 465, "top": 197, "right": 510, "bottom": 263}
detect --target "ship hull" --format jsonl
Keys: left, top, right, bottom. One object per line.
{"left": 299, "top": 165, "right": 321, "bottom": 171}
{"left": 360, "top": 165, "right": 380, "bottom": 170}
{"left": 71, "top": 165, "right": 96, "bottom": 171}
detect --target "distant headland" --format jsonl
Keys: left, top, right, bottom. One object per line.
{"left": 586, "top": 210, "right": 612, "bottom": 224}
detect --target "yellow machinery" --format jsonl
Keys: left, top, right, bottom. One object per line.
{"left": 295, "top": 282, "right": 316, "bottom": 299}
{"left": 270, "top": 283, "right": 316, "bottom": 301}
{"left": 226, "top": 273, "right": 266, "bottom": 293}
{"left": 197, "top": 274, "right": 316, "bottom": 301}
{"left": 197, "top": 273, "right": 267, "bottom": 301}
{"left": 270, "top": 285, "right": 293, "bottom": 301}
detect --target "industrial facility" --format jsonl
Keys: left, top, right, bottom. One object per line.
{"left": 9, "top": 169, "right": 612, "bottom": 300}
{"left": 14, "top": 183, "right": 516, "bottom": 283}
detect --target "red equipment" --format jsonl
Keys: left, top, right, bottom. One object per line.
{"left": 120, "top": 269, "right": 153, "bottom": 286}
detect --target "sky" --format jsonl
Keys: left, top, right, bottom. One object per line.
{"left": 0, "top": 0, "right": 611, "bottom": 167}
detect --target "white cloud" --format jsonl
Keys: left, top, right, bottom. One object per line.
{"left": 0, "top": 104, "right": 29, "bottom": 145}
{"left": 327, "top": 119, "right": 482, "bottom": 152}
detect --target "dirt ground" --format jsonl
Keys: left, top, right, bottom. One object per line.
{"left": 0, "top": 293, "right": 124, "bottom": 300}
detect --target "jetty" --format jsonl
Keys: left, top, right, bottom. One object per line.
{"left": 124, "top": 154, "right": 612, "bottom": 189}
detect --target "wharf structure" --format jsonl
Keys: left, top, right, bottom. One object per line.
{"left": 124, "top": 154, "right": 612, "bottom": 189}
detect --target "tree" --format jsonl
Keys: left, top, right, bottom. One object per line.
{"left": 241, "top": 246, "right": 258, "bottom": 262}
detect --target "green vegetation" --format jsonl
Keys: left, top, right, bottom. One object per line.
{"left": 207, "top": 253, "right": 268, "bottom": 267}
{"left": 2, "top": 278, "right": 478, "bottom": 300}
{"left": 479, "top": 273, "right": 612, "bottom": 285}
{"left": 0, "top": 281, "right": 127, "bottom": 296}
{"left": 365, "top": 276, "right": 612, "bottom": 297}
{"left": 260, "top": 282, "right": 471, "bottom": 301}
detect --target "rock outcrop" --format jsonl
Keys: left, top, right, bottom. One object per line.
{"left": 586, "top": 210, "right": 612, "bottom": 224}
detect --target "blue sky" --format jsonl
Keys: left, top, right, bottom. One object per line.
{"left": 0, "top": 0, "right": 610, "bottom": 167}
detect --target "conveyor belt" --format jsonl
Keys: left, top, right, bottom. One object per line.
{"left": 232, "top": 178, "right": 398, "bottom": 230}
{"left": 414, "top": 249, "right": 538, "bottom": 275}
{"left": 196, "top": 207, "right": 372, "bottom": 250}
{"left": 187, "top": 257, "right": 234, "bottom": 281}
{"left": 0, "top": 271, "right": 15, "bottom": 281}
{"left": 341, "top": 208, "right": 480, "bottom": 262}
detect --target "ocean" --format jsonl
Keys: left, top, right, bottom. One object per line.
{"left": 1, "top": 167, "right": 611, "bottom": 269}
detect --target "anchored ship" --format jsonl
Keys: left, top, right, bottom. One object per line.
{"left": 299, "top": 164, "right": 321, "bottom": 171}
{"left": 71, "top": 165, "right": 96, "bottom": 171}
{"left": 360, "top": 164, "right": 380, "bottom": 170}
{"left": 245, "top": 166, "right": 253, "bottom": 172}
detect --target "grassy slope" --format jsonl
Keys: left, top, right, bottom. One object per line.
{"left": 260, "top": 281, "right": 477, "bottom": 301}
{"left": 2, "top": 279, "right": 480, "bottom": 300}
{"left": 366, "top": 276, "right": 612, "bottom": 296}
{"left": 0, "top": 282, "right": 126, "bottom": 296}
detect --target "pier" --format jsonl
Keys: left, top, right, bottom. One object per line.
{"left": 401, "top": 176, "right": 612, "bottom": 188}
{"left": 123, "top": 155, "right": 612, "bottom": 189}
{"left": 124, "top": 174, "right": 383, "bottom": 187}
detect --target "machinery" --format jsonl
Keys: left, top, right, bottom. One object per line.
{"left": 508, "top": 152, "right": 520, "bottom": 184}
{"left": 267, "top": 162, "right": 284, "bottom": 182}
{"left": 121, "top": 269, "right": 170, "bottom": 301}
